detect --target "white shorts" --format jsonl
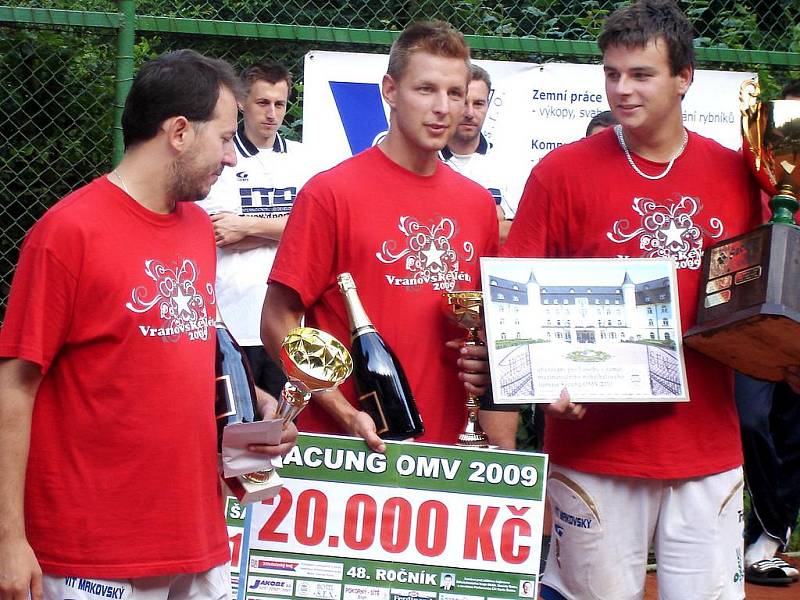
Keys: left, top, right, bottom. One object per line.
{"left": 541, "top": 464, "right": 744, "bottom": 600}
{"left": 40, "top": 564, "right": 230, "bottom": 600}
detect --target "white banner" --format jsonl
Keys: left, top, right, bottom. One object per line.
{"left": 229, "top": 434, "right": 548, "bottom": 600}
{"left": 303, "top": 50, "right": 753, "bottom": 207}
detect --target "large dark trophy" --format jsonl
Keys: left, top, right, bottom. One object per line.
{"left": 442, "top": 291, "right": 489, "bottom": 447}
{"left": 684, "top": 79, "right": 800, "bottom": 380}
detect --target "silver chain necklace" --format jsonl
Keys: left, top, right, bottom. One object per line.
{"left": 614, "top": 124, "right": 688, "bottom": 180}
{"left": 112, "top": 169, "right": 131, "bottom": 195}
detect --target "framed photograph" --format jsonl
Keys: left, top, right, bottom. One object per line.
{"left": 480, "top": 257, "right": 689, "bottom": 403}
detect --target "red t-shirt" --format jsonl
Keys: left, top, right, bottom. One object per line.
{"left": 269, "top": 147, "right": 499, "bottom": 444}
{"left": 503, "top": 128, "right": 761, "bottom": 479}
{"left": 0, "top": 177, "right": 229, "bottom": 577}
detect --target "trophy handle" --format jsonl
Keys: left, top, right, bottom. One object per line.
{"left": 739, "top": 78, "right": 762, "bottom": 171}
{"left": 441, "top": 292, "right": 489, "bottom": 448}
{"left": 458, "top": 325, "right": 489, "bottom": 448}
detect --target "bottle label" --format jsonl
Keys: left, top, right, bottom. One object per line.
{"left": 359, "top": 391, "right": 389, "bottom": 435}
{"left": 215, "top": 374, "right": 237, "bottom": 420}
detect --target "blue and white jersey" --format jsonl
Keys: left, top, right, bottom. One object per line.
{"left": 439, "top": 134, "right": 527, "bottom": 219}
{"left": 198, "top": 128, "right": 316, "bottom": 345}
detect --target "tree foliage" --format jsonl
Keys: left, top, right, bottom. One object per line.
{"left": 1, "top": 0, "right": 799, "bottom": 306}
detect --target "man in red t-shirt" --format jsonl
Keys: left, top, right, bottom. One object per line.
{"left": 0, "top": 51, "right": 296, "bottom": 600}
{"left": 262, "top": 21, "right": 517, "bottom": 451}
{"left": 503, "top": 2, "right": 798, "bottom": 599}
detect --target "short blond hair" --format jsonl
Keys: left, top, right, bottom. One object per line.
{"left": 387, "top": 21, "right": 470, "bottom": 81}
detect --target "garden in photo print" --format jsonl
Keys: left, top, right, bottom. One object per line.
{"left": 481, "top": 258, "right": 689, "bottom": 403}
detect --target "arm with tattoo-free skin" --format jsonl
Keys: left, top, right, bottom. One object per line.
{"left": 0, "top": 359, "right": 44, "bottom": 600}
{"left": 261, "top": 283, "right": 386, "bottom": 453}
{"left": 210, "top": 212, "right": 289, "bottom": 250}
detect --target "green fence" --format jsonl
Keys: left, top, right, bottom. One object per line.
{"left": 1, "top": 1, "right": 799, "bottom": 319}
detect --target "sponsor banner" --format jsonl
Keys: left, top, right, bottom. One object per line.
{"left": 245, "top": 576, "right": 294, "bottom": 596}
{"left": 390, "top": 589, "right": 437, "bottom": 600}
{"left": 343, "top": 584, "right": 391, "bottom": 600}
{"left": 248, "top": 555, "right": 344, "bottom": 580}
{"left": 296, "top": 580, "right": 343, "bottom": 599}
{"left": 240, "top": 434, "right": 547, "bottom": 599}
{"left": 304, "top": 50, "right": 753, "bottom": 211}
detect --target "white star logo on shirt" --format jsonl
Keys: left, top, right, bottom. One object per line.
{"left": 662, "top": 220, "right": 687, "bottom": 247}
{"left": 173, "top": 289, "right": 192, "bottom": 316}
{"left": 421, "top": 242, "right": 445, "bottom": 269}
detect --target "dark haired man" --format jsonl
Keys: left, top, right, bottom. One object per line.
{"left": 0, "top": 50, "right": 296, "bottom": 600}
{"left": 504, "top": 2, "right": 763, "bottom": 598}
{"left": 585, "top": 110, "right": 619, "bottom": 137}
{"left": 783, "top": 79, "right": 800, "bottom": 100}
{"left": 199, "top": 59, "right": 314, "bottom": 401}
{"left": 263, "top": 21, "right": 514, "bottom": 450}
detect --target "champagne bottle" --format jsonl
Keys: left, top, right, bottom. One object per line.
{"left": 337, "top": 272, "right": 424, "bottom": 439}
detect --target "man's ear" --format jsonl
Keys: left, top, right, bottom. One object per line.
{"left": 676, "top": 64, "right": 693, "bottom": 97}
{"left": 162, "top": 115, "right": 193, "bottom": 153}
{"left": 382, "top": 73, "right": 398, "bottom": 109}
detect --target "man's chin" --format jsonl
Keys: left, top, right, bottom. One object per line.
{"left": 181, "top": 186, "right": 211, "bottom": 203}
{"left": 427, "top": 138, "right": 450, "bottom": 152}
{"left": 451, "top": 132, "right": 478, "bottom": 147}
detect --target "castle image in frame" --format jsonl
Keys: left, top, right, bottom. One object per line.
{"left": 480, "top": 258, "right": 689, "bottom": 403}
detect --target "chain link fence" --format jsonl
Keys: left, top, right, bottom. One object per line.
{"left": 2, "top": 1, "right": 799, "bottom": 320}
{"left": 2, "top": 2, "right": 798, "bottom": 320}
{"left": 8, "top": 0, "right": 798, "bottom": 49}
{"left": 1, "top": 24, "right": 116, "bottom": 306}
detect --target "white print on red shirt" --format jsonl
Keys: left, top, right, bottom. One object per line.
{"left": 125, "top": 258, "right": 214, "bottom": 341}
{"left": 375, "top": 216, "right": 476, "bottom": 292}
{"left": 607, "top": 195, "right": 724, "bottom": 270}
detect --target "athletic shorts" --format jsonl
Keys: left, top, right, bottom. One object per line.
{"left": 40, "top": 564, "right": 230, "bottom": 600}
{"left": 541, "top": 464, "right": 745, "bottom": 600}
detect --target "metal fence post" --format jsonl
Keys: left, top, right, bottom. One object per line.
{"left": 113, "top": 0, "right": 136, "bottom": 166}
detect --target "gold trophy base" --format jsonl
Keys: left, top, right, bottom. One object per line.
{"left": 456, "top": 396, "right": 489, "bottom": 448}
{"left": 457, "top": 432, "right": 490, "bottom": 447}
{"left": 224, "top": 470, "right": 283, "bottom": 504}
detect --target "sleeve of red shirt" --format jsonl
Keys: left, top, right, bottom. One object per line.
{"left": 485, "top": 190, "right": 500, "bottom": 257}
{"left": 0, "top": 218, "right": 80, "bottom": 373}
{"left": 267, "top": 176, "right": 338, "bottom": 309}
{"left": 501, "top": 170, "right": 555, "bottom": 259}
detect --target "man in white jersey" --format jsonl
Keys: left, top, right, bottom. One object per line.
{"left": 439, "top": 64, "right": 522, "bottom": 243}
{"left": 199, "top": 60, "right": 315, "bottom": 399}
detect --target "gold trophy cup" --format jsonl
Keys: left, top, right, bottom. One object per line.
{"left": 442, "top": 291, "right": 489, "bottom": 447}
{"left": 740, "top": 78, "right": 800, "bottom": 223}
{"left": 684, "top": 79, "right": 800, "bottom": 380}
{"left": 277, "top": 326, "right": 354, "bottom": 421}
{"left": 229, "top": 327, "right": 351, "bottom": 503}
